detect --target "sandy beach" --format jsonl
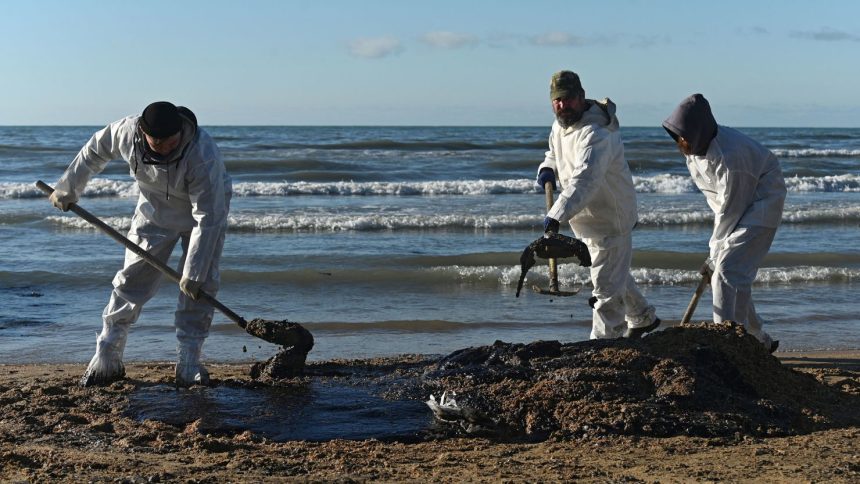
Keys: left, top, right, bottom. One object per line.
{"left": 1, "top": 330, "right": 859, "bottom": 483}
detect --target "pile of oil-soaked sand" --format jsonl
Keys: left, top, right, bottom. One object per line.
{"left": 422, "top": 322, "right": 860, "bottom": 440}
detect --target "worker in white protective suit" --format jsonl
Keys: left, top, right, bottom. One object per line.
{"left": 537, "top": 70, "right": 660, "bottom": 339}
{"left": 49, "top": 101, "right": 232, "bottom": 387}
{"left": 663, "top": 93, "right": 786, "bottom": 352}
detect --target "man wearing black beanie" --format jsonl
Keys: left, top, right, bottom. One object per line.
{"left": 49, "top": 101, "right": 232, "bottom": 387}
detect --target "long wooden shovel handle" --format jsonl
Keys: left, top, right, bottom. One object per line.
{"left": 681, "top": 272, "right": 710, "bottom": 325}
{"left": 35, "top": 180, "right": 248, "bottom": 329}
{"left": 543, "top": 181, "right": 555, "bottom": 214}
{"left": 543, "top": 181, "right": 559, "bottom": 292}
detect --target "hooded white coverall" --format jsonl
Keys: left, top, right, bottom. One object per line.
{"left": 538, "top": 99, "right": 657, "bottom": 339}
{"left": 53, "top": 114, "right": 231, "bottom": 382}
{"left": 681, "top": 126, "right": 785, "bottom": 347}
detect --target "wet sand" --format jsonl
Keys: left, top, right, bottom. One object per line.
{"left": 1, "top": 348, "right": 859, "bottom": 482}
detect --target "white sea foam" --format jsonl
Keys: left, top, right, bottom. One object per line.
{"left": 47, "top": 215, "right": 132, "bottom": 231}
{"left": 0, "top": 179, "right": 138, "bottom": 200}
{"left": 438, "top": 265, "right": 860, "bottom": 287}
{"left": 784, "top": 174, "right": 860, "bottom": 192}
{"left": 239, "top": 177, "right": 701, "bottom": 196}
{"left": 639, "top": 205, "right": 860, "bottom": 225}
{"left": 0, "top": 183, "right": 41, "bottom": 199}
{"left": 46, "top": 203, "right": 860, "bottom": 232}
{"left": 631, "top": 174, "right": 696, "bottom": 194}
{"left": 5, "top": 174, "right": 860, "bottom": 200}
{"left": 46, "top": 212, "right": 538, "bottom": 231}
{"left": 630, "top": 266, "right": 860, "bottom": 285}
{"left": 781, "top": 205, "right": 860, "bottom": 223}
{"left": 225, "top": 213, "right": 539, "bottom": 231}
{"left": 637, "top": 209, "right": 714, "bottom": 225}
{"left": 232, "top": 179, "right": 535, "bottom": 196}
{"left": 773, "top": 148, "right": 860, "bottom": 158}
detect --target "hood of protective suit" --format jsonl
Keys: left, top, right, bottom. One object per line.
{"left": 539, "top": 97, "right": 638, "bottom": 238}
{"left": 134, "top": 108, "right": 199, "bottom": 168}
{"left": 54, "top": 111, "right": 232, "bottom": 284}
{"left": 662, "top": 94, "right": 717, "bottom": 156}
{"left": 566, "top": 98, "right": 619, "bottom": 133}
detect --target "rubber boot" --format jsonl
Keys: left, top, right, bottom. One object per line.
{"left": 623, "top": 318, "right": 661, "bottom": 339}
{"left": 623, "top": 306, "right": 660, "bottom": 339}
{"left": 80, "top": 323, "right": 129, "bottom": 387}
{"left": 175, "top": 339, "right": 210, "bottom": 387}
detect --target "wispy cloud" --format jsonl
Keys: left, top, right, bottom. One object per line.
{"left": 790, "top": 27, "right": 860, "bottom": 42}
{"left": 530, "top": 31, "right": 591, "bottom": 47}
{"left": 736, "top": 26, "right": 769, "bottom": 36}
{"left": 627, "top": 34, "right": 671, "bottom": 49}
{"left": 348, "top": 37, "right": 403, "bottom": 59}
{"left": 420, "top": 31, "right": 479, "bottom": 49}
{"left": 530, "top": 31, "right": 620, "bottom": 47}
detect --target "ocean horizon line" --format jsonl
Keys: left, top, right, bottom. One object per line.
{"left": 2, "top": 124, "right": 859, "bottom": 129}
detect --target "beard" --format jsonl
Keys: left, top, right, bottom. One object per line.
{"left": 556, "top": 109, "right": 584, "bottom": 128}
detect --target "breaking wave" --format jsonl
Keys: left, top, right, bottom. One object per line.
{"left": 45, "top": 204, "right": 860, "bottom": 232}
{"left": 773, "top": 148, "right": 860, "bottom": 158}
{"left": 5, "top": 174, "right": 860, "bottom": 200}
{"left": 440, "top": 265, "right": 860, "bottom": 287}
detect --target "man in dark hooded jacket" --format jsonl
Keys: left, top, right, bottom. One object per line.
{"left": 663, "top": 94, "right": 785, "bottom": 351}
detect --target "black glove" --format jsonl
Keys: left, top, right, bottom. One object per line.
{"left": 535, "top": 168, "right": 556, "bottom": 193}
{"left": 543, "top": 217, "right": 560, "bottom": 234}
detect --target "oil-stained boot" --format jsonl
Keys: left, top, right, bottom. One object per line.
{"left": 80, "top": 323, "right": 129, "bottom": 387}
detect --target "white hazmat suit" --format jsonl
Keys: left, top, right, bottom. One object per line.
{"left": 538, "top": 99, "right": 658, "bottom": 339}
{"left": 663, "top": 94, "right": 786, "bottom": 349}
{"left": 52, "top": 109, "right": 232, "bottom": 386}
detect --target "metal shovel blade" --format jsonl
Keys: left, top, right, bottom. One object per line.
{"left": 533, "top": 285, "right": 581, "bottom": 296}
{"left": 245, "top": 318, "right": 314, "bottom": 351}
{"left": 516, "top": 233, "right": 591, "bottom": 297}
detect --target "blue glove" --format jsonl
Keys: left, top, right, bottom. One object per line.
{"left": 543, "top": 217, "right": 560, "bottom": 234}
{"left": 535, "top": 168, "right": 556, "bottom": 193}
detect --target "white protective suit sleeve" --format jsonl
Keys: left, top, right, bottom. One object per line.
{"left": 545, "top": 127, "right": 613, "bottom": 224}
{"left": 54, "top": 121, "right": 127, "bottom": 199}
{"left": 707, "top": 164, "right": 759, "bottom": 261}
{"left": 182, "top": 142, "right": 229, "bottom": 283}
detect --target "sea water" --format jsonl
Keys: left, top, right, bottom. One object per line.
{"left": 1, "top": 125, "right": 858, "bottom": 365}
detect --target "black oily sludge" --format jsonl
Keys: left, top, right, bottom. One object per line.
{"left": 421, "top": 322, "right": 860, "bottom": 440}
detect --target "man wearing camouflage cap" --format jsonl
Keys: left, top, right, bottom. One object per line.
{"left": 535, "top": 70, "right": 660, "bottom": 339}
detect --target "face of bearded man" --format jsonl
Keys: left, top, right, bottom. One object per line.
{"left": 552, "top": 95, "right": 587, "bottom": 128}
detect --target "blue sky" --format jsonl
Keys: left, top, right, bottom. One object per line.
{"left": 2, "top": 0, "right": 859, "bottom": 126}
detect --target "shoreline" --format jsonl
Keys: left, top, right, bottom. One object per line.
{"left": 1, "top": 350, "right": 858, "bottom": 481}
{"left": 5, "top": 347, "right": 860, "bottom": 366}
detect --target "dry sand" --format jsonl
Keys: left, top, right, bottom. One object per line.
{"left": 1, "top": 329, "right": 859, "bottom": 482}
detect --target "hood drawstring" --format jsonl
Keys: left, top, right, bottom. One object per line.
{"left": 133, "top": 132, "right": 141, "bottom": 174}
{"left": 166, "top": 164, "right": 170, "bottom": 200}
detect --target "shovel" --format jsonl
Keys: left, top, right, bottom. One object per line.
{"left": 680, "top": 268, "right": 711, "bottom": 325}
{"left": 679, "top": 264, "right": 779, "bottom": 352}
{"left": 533, "top": 181, "right": 580, "bottom": 296}
{"left": 35, "top": 180, "right": 312, "bottom": 349}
